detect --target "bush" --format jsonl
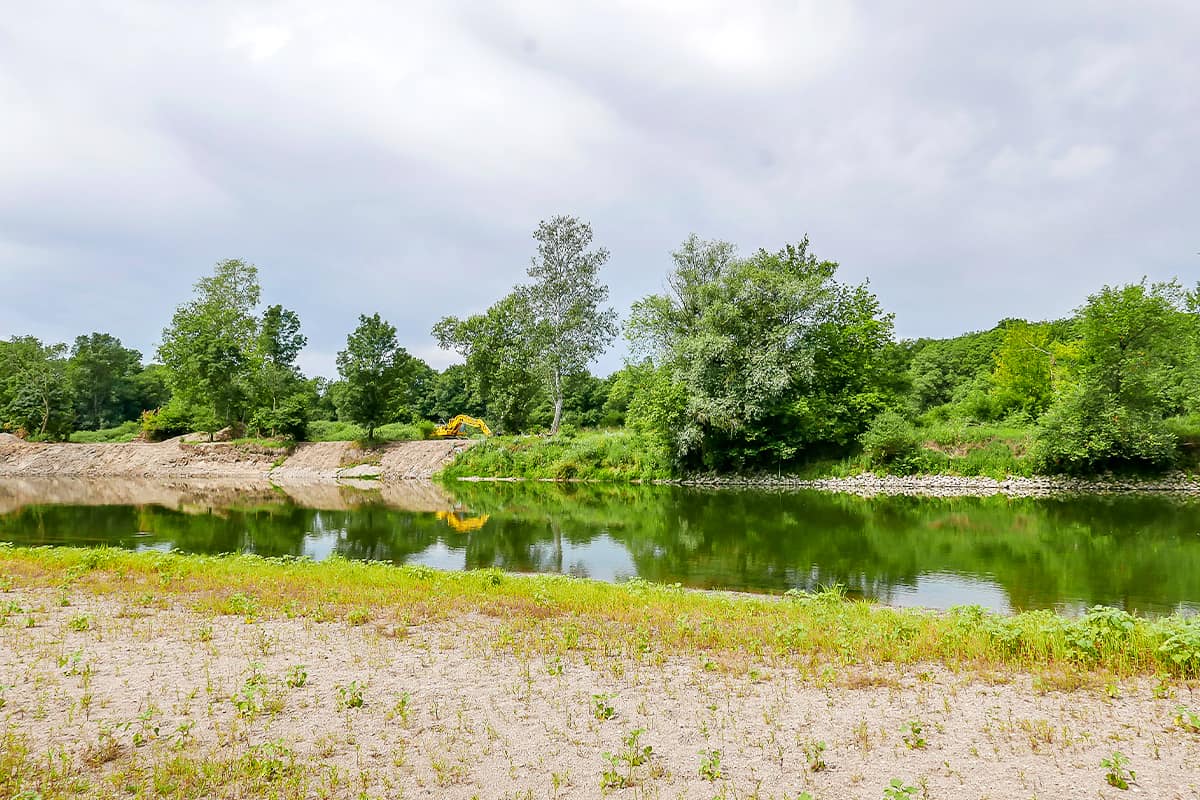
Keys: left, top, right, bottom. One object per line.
{"left": 1033, "top": 390, "right": 1177, "bottom": 475}
{"left": 860, "top": 411, "right": 921, "bottom": 470}
{"left": 68, "top": 421, "right": 140, "bottom": 443}
{"left": 140, "top": 399, "right": 201, "bottom": 441}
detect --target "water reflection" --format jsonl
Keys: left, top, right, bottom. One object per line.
{"left": 1, "top": 478, "right": 1198, "bottom": 615}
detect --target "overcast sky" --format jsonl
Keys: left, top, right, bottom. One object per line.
{"left": 1, "top": 1, "right": 1197, "bottom": 378}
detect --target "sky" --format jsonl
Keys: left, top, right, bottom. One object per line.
{"left": 1, "top": 1, "right": 1197, "bottom": 378}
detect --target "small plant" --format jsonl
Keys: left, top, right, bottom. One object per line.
{"left": 1101, "top": 751, "right": 1135, "bottom": 790}
{"left": 698, "top": 748, "right": 723, "bottom": 781}
{"left": 592, "top": 693, "right": 616, "bottom": 721}
{"left": 347, "top": 607, "right": 370, "bottom": 626}
{"left": 545, "top": 656, "right": 564, "bottom": 676}
{"left": 600, "top": 728, "right": 653, "bottom": 790}
{"left": 285, "top": 665, "right": 308, "bottom": 688}
{"left": 68, "top": 614, "right": 92, "bottom": 632}
{"left": 883, "top": 778, "right": 919, "bottom": 799}
{"left": 195, "top": 624, "right": 214, "bottom": 642}
{"left": 335, "top": 681, "right": 365, "bottom": 710}
{"left": 389, "top": 691, "right": 412, "bottom": 724}
{"left": 1174, "top": 705, "right": 1200, "bottom": 733}
{"left": 802, "top": 738, "right": 827, "bottom": 772}
{"left": 901, "top": 720, "right": 927, "bottom": 749}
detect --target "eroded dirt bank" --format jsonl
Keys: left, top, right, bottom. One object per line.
{"left": 0, "top": 434, "right": 472, "bottom": 482}
{"left": 2, "top": 588, "right": 1197, "bottom": 799}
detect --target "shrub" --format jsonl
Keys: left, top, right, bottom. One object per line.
{"left": 860, "top": 411, "right": 921, "bottom": 471}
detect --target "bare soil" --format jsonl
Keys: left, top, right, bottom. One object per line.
{"left": 3, "top": 589, "right": 1198, "bottom": 799}
{"left": 0, "top": 437, "right": 471, "bottom": 482}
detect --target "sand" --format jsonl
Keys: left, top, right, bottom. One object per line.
{"left": 2, "top": 589, "right": 1197, "bottom": 799}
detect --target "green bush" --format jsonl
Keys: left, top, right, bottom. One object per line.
{"left": 69, "top": 421, "right": 140, "bottom": 443}
{"left": 860, "top": 411, "right": 921, "bottom": 471}
{"left": 305, "top": 419, "right": 426, "bottom": 443}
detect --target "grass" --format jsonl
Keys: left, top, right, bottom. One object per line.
{"left": 67, "top": 421, "right": 140, "bottom": 444}
{"left": 2, "top": 545, "right": 1198, "bottom": 681}
{"left": 438, "top": 429, "right": 672, "bottom": 481}
{"left": 305, "top": 420, "right": 429, "bottom": 443}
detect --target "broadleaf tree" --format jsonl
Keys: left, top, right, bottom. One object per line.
{"left": 336, "top": 313, "right": 402, "bottom": 439}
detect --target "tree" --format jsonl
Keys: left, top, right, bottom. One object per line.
{"left": 252, "top": 305, "right": 313, "bottom": 436}
{"left": 158, "top": 259, "right": 262, "bottom": 434}
{"left": 336, "top": 313, "right": 402, "bottom": 439}
{"left": 520, "top": 216, "right": 618, "bottom": 435}
{"left": 986, "top": 321, "right": 1059, "bottom": 420}
{"left": 628, "top": 235, "right": 896, "bottom": 470}
{"left": 1, "top": 338, "right": 75, "bottom": 439}
{"left": 67, "top": 333, "right": 143, "bottom": 430}
{"left": 1034, "top": 280, "right": 1193, "bottom": 473}
{"left": 434, "top": 293, "right": 545, "bottom": 433}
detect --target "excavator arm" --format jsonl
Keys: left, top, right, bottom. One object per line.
{"left": 432, "top": 414, "right": 493, "bottom": 438}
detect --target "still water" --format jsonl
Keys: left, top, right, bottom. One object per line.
{"left": 2, "top": 479, "right": 1199, "bottom": 615}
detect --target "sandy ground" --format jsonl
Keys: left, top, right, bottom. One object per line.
{"left": 2, "top": 589, "right": 1198, "bottom": 799}
{"left": 0, "top": 436, "right": 471, "bottom": 482}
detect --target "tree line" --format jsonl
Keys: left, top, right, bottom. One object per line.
{"left": 2, "top": 214, "right": 1197, "bottom": 475}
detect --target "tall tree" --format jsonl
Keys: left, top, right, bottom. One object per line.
{"left": 158, "top": 259, "right": 262, "bottom": 434}
{"left": 67, "top": 333, "right": 143, "bottom": 430}
{"left": 336, "top": 313, "right": 402, "bottom": 439}
{"left": 521, "top": 215, "right": 618, "bottom": 435}
{"left": 434, "top": 293, "right": 544, "bottom": 433}
{"left": 628, "top": 235, "right": 895, "bottom": 470}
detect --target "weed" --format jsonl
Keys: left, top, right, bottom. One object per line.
{"left": 388, "top": 692, "right": 412, "bottom": 724}
{"left": 592, "top": 693, "right": 616, "bottom": 721}
{"left": 883, "top": 778, "right": 919, "bottom": 799}
{"left": 698, "top": 748, "right": 723, "bottom": 781}
{"left": 285, "top": 665, "right": 308, "bottom": 688}
{"left": 600, "top": 728, "right": 653, "bottom": 790}
{"left": 1174, "top": 705, "right": 1200, "bottom": 733}
{"left": 195, "top": 623, "right": 214, "bottom": 642}
{"left": 67, "top": 614, "right": 92, "bottom": 632}
{"left": 1101, "top": 751, "right": 1135, "bottom": 789}
{"left": 335, "top": 681, "right": 365, "bottom": 710}
{"left": 902, "top": 720, "right": 927, "bottom": 750}
{"left": 347, "top": 607, "right": 370, "bottom": 626}
{"left": 802, "top": 738, "right": 827, "bottom": 772}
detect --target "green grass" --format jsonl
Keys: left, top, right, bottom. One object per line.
{"left": 305, "top": 420, "right": 428, "bottom": 443}
{"left": 438, "top": 429, "right": 673, "bottom": 481}
{"left": 3, "top": 545, "right": 1198, "bottom": 681}
{"left": 67, "top": 421, "right": 140, "bottom": 443}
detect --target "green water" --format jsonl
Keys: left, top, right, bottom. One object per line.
{"left": 2, "top": 479, "right": 1199, "bottom": 615}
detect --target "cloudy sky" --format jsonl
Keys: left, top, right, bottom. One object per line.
{"left": 1, "top": 1, "right": 1197, "bottom": 377}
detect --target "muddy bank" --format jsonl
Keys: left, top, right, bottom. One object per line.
{"left": 0, "top": 435, "right": 472, "bottom": 482}
{"left": 3, "top": 587, "right": 1198, "bottom": 799}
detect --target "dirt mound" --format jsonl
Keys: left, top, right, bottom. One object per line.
{"left": 0, "top": 437, "right": 472, "bottom": 482}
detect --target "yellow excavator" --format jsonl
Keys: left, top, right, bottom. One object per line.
{"left": 432, "top": 414, "right": 492, "bottom": 438}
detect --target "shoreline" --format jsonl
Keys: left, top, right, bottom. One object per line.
{"left": 2, "top": 548, "right": 1198, "bottom": 798}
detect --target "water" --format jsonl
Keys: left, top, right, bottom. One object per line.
{"left": 2, "top": 478, "right": 1199, "bottom": 615}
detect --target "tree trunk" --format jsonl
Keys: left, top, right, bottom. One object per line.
{"left": 549, "top": 370, "right": 564, "bottom": 435}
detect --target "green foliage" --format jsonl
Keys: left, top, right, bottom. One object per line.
{"left": 69, "top": 421, "right": 140, "bottom": 443}
{"left": 1101, "top": 751, "right": 1135, "bottom": 789}
{"left": 0, "top": 337, "right": 75, "bottom": 440}
{"left": 439, "top": 430, "right": 672, "bottom": 481}
{"left": 627, "top": 234, "right": 897, "bottom": 471}
{"left": 697, "top": 748, "right": 723, "bottom": 781}
{"left": 521, "top": 215, "right": 619, "bottom": 434}
{"left": 883, "top": 778, "right": 919, "bottom": 799}
{"left": 158, "top": 259, "right": 262, "bottom": 431}
{"left": 67, "top": 333, "right": 143, "bottom": 430}
{"left": 1034, "top": 281, "right": 1193, "bottom": 474}
{"left": 860, "top": 411, "right": 921, "bottom": 470}
{"left": 907, "top": 327, "right": 1005, "bottom": 413}
{"left": 336, "top": 313, "right": 404, "bottom": 440}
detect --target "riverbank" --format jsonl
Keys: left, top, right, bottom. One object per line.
{"left": 0, "top": 434, "right": 470, "bottom": 481}
{"left": 1, "top": 549, "right": 1198, "bottom": 799}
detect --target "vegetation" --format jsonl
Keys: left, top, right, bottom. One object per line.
{"left": 2, "top": 218, "right": 1196, "bottom": 480}
{"left": 2, "top": 545, "right": 1198, "bottom": 679}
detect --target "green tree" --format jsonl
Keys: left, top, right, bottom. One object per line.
{"left": 434, "top": 293, "right": 545, "bottom": 433}
{"left": 336, "top": 313, "right": 402, "bottom": 439}
{"left": 158, "top": 259, "right": 262, "bottom": 435}
{"left": 520, "top": 215, "right": 619, "bottom": 435}
{"left": 252, "top": 305, "right": 313, "bottom": 437}
{"left": 987, "top": 321, "right": 1059, "bottom": 419}
{"left": 628, "top": 235, "right": 895, "bottom": 470}
{"left": 67, "top": 333, "right": 143, "bottom": 430}
{"left": 1034, "top": 280, "right": 1193, "bottom": 473}
{"left": 1, "top": 338, "right": 75, "bottom": 439}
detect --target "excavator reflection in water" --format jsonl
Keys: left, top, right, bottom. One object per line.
{"left": 435, "top": 510, "right": 490, "bottom": 533}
